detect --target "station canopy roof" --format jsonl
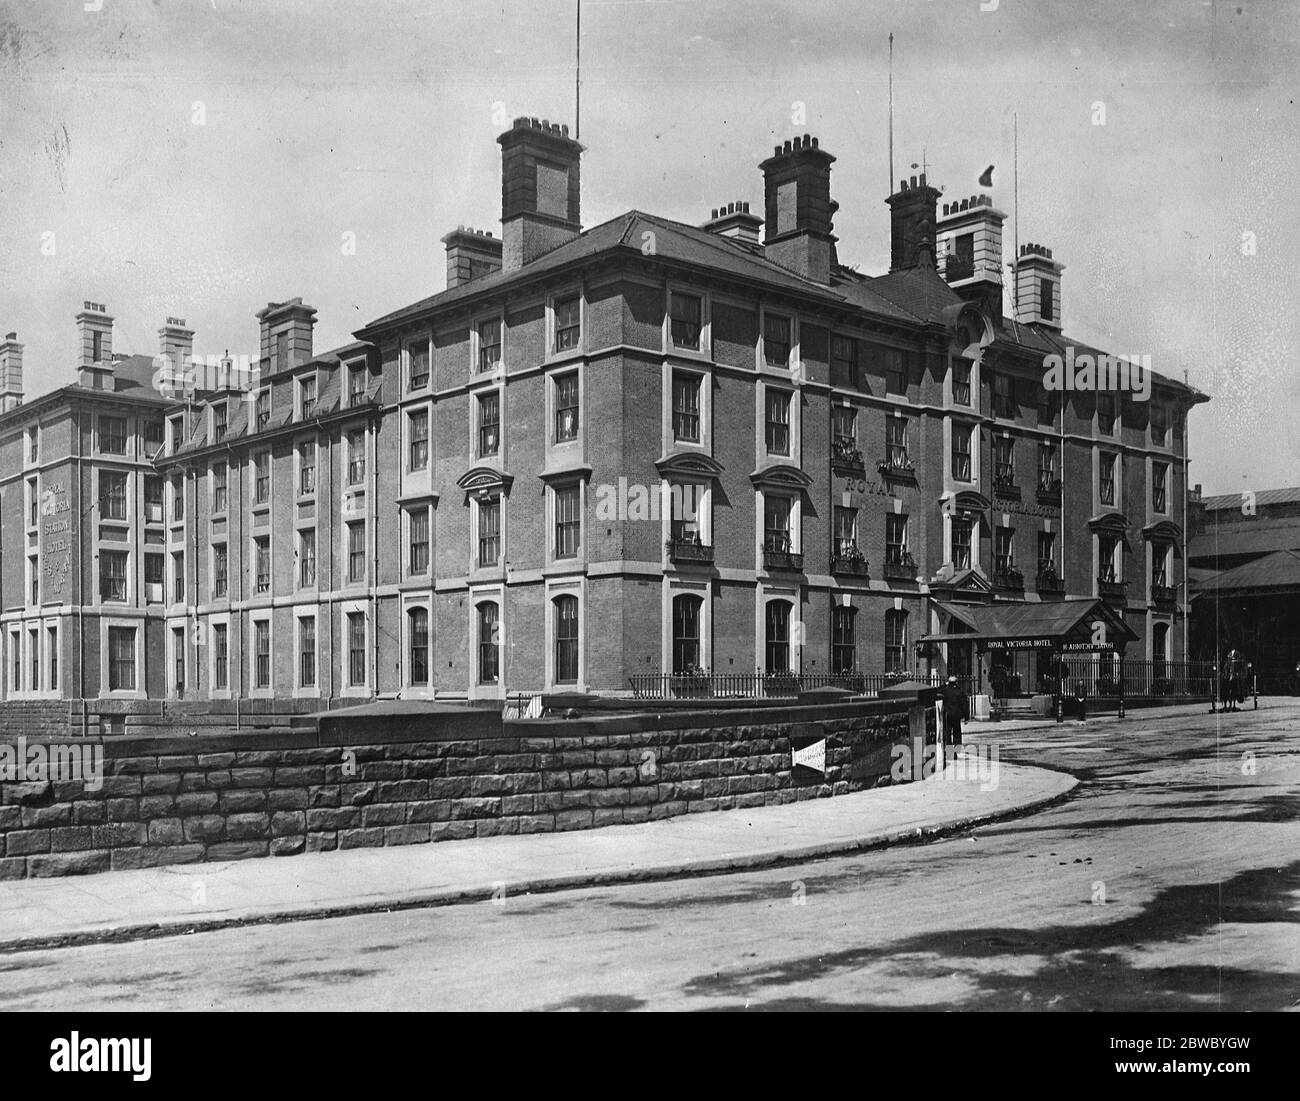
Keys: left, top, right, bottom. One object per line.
{"left": 1192, "top": 549, "right": 1300, "bottom": 598}
{"left": 921, "top": 597, "right": 1138, "bottom": 651}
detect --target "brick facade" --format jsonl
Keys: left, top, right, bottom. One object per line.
{"left": 0, "top": 124, "right": 1207, "bottom": 706}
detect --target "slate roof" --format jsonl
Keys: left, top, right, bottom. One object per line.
{"left": 359, "top": 209, "right": 1204, "bottom": 399}
{"left": 65, "top": 355, "right": 173, "bottom": 405}
{"left": 923, "top": 596, "right": 1138, "bottom": 643}
{"left": 1192, "top": 549, "right": 1300, "bottom": 596}
{"left": 171, "top": 342, "right": 370, "bottom": 455}
{"left": 1199, "top": 487, "right": 1300, "bottom": 511}
{"left": 1187, "top": 524, "right": 1300, "bottom": 562}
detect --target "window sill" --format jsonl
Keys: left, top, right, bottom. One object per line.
{"left": 666, "top": 344, "right": 712, "bottom": 363}
{"left": 545, "top": 347, "right": 585, "bottom": 368}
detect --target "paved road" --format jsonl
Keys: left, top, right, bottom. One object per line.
{"left": 1, "top": 703, "right": 1298, "bottom": 1011}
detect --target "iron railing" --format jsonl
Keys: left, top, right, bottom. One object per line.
{"left": 627, "top": 670, "right": 968, "bottom": 700}
{"left": 1047, "top": 659, "right": 1217, "bottom": 699}
{"left": 666, "top": 537, "right": 714, "bottom": 564}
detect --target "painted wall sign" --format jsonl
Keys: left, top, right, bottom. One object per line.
{"left": 40, "top": 481, "right": 72, "bottom": 599}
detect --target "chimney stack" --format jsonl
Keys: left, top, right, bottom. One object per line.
{"left": 701, "top": 200, "right": 764, "bottom": 246}
{"left": 497, "top": 117, "right": 583, "bottom": 272}
{"left": 1013, "top": 243, "right": 1064, "bottom": 329}
{"left": 0, "top": 332, "right": 23, "bottom": 411}
{"left": 76, "top": 301, "right": 114, "bottom": 389}
{"left": 937, "top": 193, "right": 1007, "bottom": 318}
{"left": 886, "top": 175, "right": 942, "bottom": 272}
{"left": 256, "top": 297, "right": 317, "bottom": 373}
{"left": 443, "top": 226, "right": 504, "bottom": 289}
{"left": 158, "top": 316, "right": 194, "bottom": 389}
{"left": 759, "top": 134, "right": 838, "bottom": 283}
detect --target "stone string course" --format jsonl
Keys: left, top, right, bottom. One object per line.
{"left": 0, "top": 701, "right": 918, "bottom": 880}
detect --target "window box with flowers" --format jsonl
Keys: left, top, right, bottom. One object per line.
{"left": 831, "top": 439, "right": 865, "bottom": 476}
{"left": 831, "top": 541, "right": 869, "bottom": 578}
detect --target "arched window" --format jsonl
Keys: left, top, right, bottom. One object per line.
{"left": 832, "top": 607, "right": 857, "bottom": 674}
{"left": 408, "top": 608, "right": 429, "bottom": 686}
{"left": 477, "top": 602, "right": 499, "bottom": 684}
{"left": 554, "top": 595, "right": 579, "bottom": 684}
{"left": 765, "top": 601, "right": 791, "bottom": 674}
{"left": 672, "top": 594, "right": 703, "bottom": 674}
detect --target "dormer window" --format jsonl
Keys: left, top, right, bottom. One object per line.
{"left": 255, "top": 389, "right": 271, "bottom": 430}
{"left": 212, "top": 403, "right": 227, "bottom": 442}
{"left": 347, "top": 364, "right": 366, "bottom": 407}
{"left": 298, "top": 376, "right": 317, "bottom": 420}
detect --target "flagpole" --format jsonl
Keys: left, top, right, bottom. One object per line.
{"left": 888, "top": 33, "right": 894, "bottom": 194}
{"left": 575, "top": 0, "right": 582, "bottom": 140}
{"left": 1012, "top": 111, "right": 1019, "bottom": 322}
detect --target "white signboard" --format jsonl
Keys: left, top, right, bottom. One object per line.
{"left": 792, "top": 739, "right": 826, "bottom": 775}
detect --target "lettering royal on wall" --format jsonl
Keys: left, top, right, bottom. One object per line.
{"left": 41, "top": 482, "right": 72, "bottom": 598}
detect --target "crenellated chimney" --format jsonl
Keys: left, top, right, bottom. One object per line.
{"left": 0, "top": 332, "right": 23, "bottom": 410}
{"left": 158, "top": 316, "right": 194, "bottom": 376}
{"left": 759, "top": 134, "right": 838, "bottom": 283}
{"left": 701, "top": 200, "right": 764, "bottom": 246}
{"left": 443, "top": 226, "right": 504, "bottom": 289}
{"left": 76, "top": 301, "right": 114, "bottom": 388}
{"left": 886, "top": 174, "right": 942, "bottom": 272}
{"left": 497, "top": 116, "right": 583, "bottom": 272}
{"left": 1013, "top": 243, "right": 1064, "bottom": 329}
{"left": 257, "top": 297, "right": 316, "bottom": 373}
{"left": 937, "top": 193, "right": 1007, "bottom": 318}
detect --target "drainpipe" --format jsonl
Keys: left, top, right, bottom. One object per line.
{"left": 76, "top": 408, "right": 86, "bottom": 736}
{"left": 371, "top": 419, "right": 379, "bottom": 698}
{"left": 1181, "top": 399, "right": 1189, "bottom": 666}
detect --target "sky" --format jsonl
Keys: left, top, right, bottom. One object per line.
{"left": 0, "top": 0, "right": 1296, "bottom": 495}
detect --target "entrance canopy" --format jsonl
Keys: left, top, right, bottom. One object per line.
{"left": 921, "top": 597, "right": 1138, "bottom": 652}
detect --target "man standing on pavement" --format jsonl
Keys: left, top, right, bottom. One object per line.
{"left": 943, "top": 676, "right": 968, "bottom": 748}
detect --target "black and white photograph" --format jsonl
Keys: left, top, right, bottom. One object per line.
{"left": 0, "top": 0, "right": 1295, "bottom": 1063}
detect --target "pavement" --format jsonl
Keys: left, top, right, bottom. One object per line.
{"left": 0, "top": 751, "right": 1076, "bottom": 954}
{"left": 967, "top": 697, "right": 1223, "bottom": 735}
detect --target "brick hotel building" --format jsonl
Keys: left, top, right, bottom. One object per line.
{"left": 0, "top": 119, "right": 1207, "bottom": 704}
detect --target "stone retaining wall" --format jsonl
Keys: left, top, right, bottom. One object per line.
{"left": 0, "top": 698, "right": 931, "bottom": 880}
